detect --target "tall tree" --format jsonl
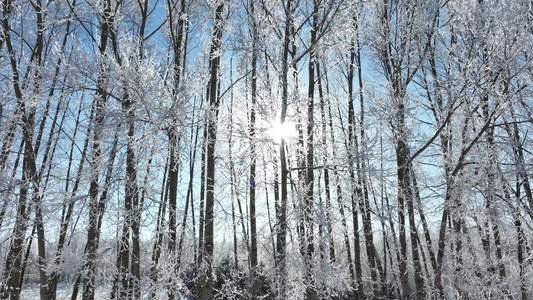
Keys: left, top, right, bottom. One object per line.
{"left": 275, "top": 0, "right": 295, "bottom": 297}
{"left": 249, "top": 0, "right": 260, "bottom": 296}
{"left": 78, "top": 0, "right": 117, "bottom": 298}
{"left": 196, "top": 2, "right": 226, "bottom": 299}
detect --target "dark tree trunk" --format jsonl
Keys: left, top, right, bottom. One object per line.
{"left": 316, "top": 61, "right": 335, "bottom": 263}
{"left": 80, "top": 2, "right": 113, "bottom": 297}
{"left": 304, "top": 1, "right": 319, "bottom": 298}
{"left": 275, "top": 0, "right": 294, "bottom": 297}
{"left": 347, "top": 36, "right": 363, "bottom": 299}
{"left": 196, "top": 3, "right": 225, "bottom": 299}
{"left": 249, "top": 0, "right": 259, "bottom": 296}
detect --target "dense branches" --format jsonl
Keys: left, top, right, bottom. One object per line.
{"left": 1, "top": 0, "right": 533, "bottom": 299}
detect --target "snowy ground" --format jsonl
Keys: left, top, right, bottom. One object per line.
{"left": 21, "top": 284, "right": 110, "bottom": 300}
{"left": 20, "top": 284, "right": 193, "bottom": 299}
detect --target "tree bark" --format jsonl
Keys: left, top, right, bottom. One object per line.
{"left": 275, "top": 0, "right": 294, "bottom": 297}
{"left": 249, "top": 0, "right": 260, "bottom": 296}
{"left": 196, "top": 3, "right": 225, "bottom": 299}
{"left": 80, "top": 2, "right": 113, "bottom": 297}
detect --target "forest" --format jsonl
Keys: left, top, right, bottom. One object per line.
{"left": 0, "top": 0, "right": 532, "bottom": 299}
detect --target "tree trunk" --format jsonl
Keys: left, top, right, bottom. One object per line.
{"left": 249, "top": 0, "right": 260, "bottom": 296}
{"left": 347, "top": 36, "right": 363, "bottom": 299}
{"left": 196, "top": 3, "right": 225, "bottom": 299}
{"left": 80, "top": 3, "right": 113, "bottom": 297}
{"left": 304, "top": 1, "right": 319, "bottom": 298}
{"left": 275, "top": 0, "right": 294, "bottom": 297}
{"left": 150, "top": 152, "right": 169, "bottom": 299}
{"left": 316, "top": 61, "right": 335, "bottom": 263}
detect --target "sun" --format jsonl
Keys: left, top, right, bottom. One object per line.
{"left": 267, "top": 120, "right": 297, "bottom": 144}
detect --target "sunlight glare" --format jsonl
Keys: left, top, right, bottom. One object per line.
{"left": 267, "top": 120, "right": 297, "bottom": 144}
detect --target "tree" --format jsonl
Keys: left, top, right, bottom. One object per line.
{"left": 1, "top": 0, "right": 533, "bottom": 299}
{"left": 195, "top": 2, "right": 226, "bottom": 299}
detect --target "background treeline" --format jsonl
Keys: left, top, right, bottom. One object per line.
{"left": 1, "top": 0, "right": 532, "bottom": 299}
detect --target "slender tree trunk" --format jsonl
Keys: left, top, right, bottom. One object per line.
{"left": 354, "top": 15, "right": 384, "bottom": 297}
{"left": 0, "top": 0, "right": 22, "bottom": 172}
{"left": 79, "top": 131, "right": 119, "bottom": 300}
{"left": 80, "top": 2, "right": 113, "bottom": 297}
{"left": 150, "top": 152, "right": 169, "bottom": 299}
{"left": 514, "top": 209, "right": 527, "bottom": 300}
{"left": 263, "top": 152, "right": 277, "bottom": 265}
{"left": 166, "top": 2, "right": 187, "bottom": 297}
{"left": 128, "top": 2, "right": 151, "bottom": 297}
{"left": 324, "top": 65, "right": 355, "bottom": 284}
{"left": 304, "top": 1, "right": 319, "bottom": 298}
{"left": 177, "top": 100, "right": 200, "bottom": 269}
{"left": 168, "top": 131, "right": 181, "bottom": 254}
{"left": 316, "top": 61, "right": 335, "bottom": 263}
{"left": 347, "top": 36, "right": 363, "bottom": 299}
{"left": 49, "top": 96, "right": 90, "bottom": 299}
{"left": 1, "top": 0, "right": 46, "bottom": 296}
{"left": 196, "top": 3, "right": 225, "bottom": 299}
{"left": 249, "top": 0, "right": 260, "bottom": 295}
{"left": 276, "top": 0, "right": 294, "bottom": 297}
{"left": 198, "top": 122, "right": 207, "bottom": 266}
{"left": 228, "top": 62, "right": 240, "bottom": 271}
{"left": 411, "top": 167, "right": 438, "bottom": 275}
{"left": 395, "top": 99, "right": 425, "bottom": 299}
